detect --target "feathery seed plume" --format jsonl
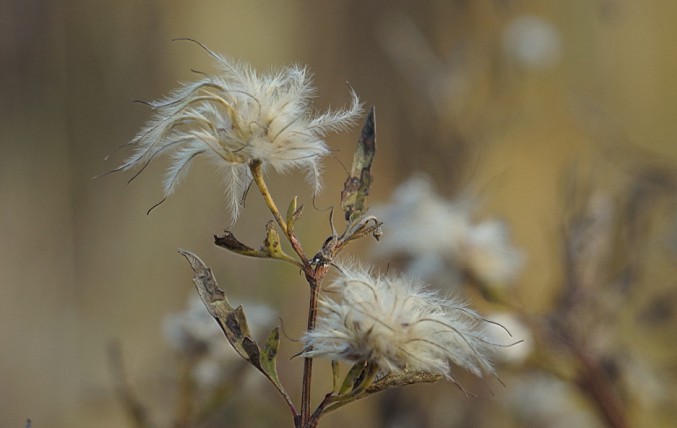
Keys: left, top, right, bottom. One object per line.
{"left": 302, "top": 264, "right": 500, "bottom": 379}
{"left": 119, "top": 41, "right": 362, "bottom": 219}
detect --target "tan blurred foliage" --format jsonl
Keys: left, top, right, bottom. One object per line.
{"left": 2, "top": 1, "right": 677, "bottom": 427}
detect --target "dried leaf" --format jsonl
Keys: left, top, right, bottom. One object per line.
{"left": 214, "top": 231, "right": 263, "bottom": 258}
{"left": 341, "top": 106, "right": 376, "bottom": 222}
{"left": 215, "top": 226, "right": 300, "bottom": 267}
{"left": 241, "top": 336, "right": 260, "bottom": 362}
{"left": 178, "top": 249, "right": 294, "bottom": 411}
{"left": 179, "top": 250, "right": 251, "bottom": 360}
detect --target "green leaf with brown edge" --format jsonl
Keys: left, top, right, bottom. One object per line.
{"left": 237, "top": 327, "right": 286, "bottom": 396}
{"left": 259, "top": 327, "right": 285, "bottom": 388}
{"left": 341, "top": 106, "right": 376, "bottom": 222}
{"left": 261, "top": 221, "right": 283, "bottom": 257}
{"left": 179, "top": 249, "right": 297, "bottom": 416}
{"left": 259, "top": 221, "right": 300, "bottom": 267}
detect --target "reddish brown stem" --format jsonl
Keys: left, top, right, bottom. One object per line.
{"left": 300, "top": 265, "right": 329, "bottom": 427}
{"left": 300, "top": 281, "right": 318, "bottom": 426}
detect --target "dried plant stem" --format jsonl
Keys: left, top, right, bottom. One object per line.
{"left": 301, "top": 278, "right": 319, "bottom": 427}
{"left": 248, "top": 115, "right": 379, "bottom": 426}
{"left": 300, "top": 267, "right": 328, "bottom": 427}
{"left": 249, "top": 159, "right": 325, "bottom": 427}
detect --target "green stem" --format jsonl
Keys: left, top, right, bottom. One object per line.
{"left": 250, "top": 161, "right": 310, "bottom": 266}
{"left": 250, "top": 161, "right": 288, "bottom": 235}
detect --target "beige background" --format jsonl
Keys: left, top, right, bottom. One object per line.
{"left": 2, "top": 1, "right": 677, "bottom": 427}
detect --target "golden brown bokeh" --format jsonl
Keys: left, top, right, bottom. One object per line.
{"left": 2, "top": 1, "right": 677, "bottom": 427}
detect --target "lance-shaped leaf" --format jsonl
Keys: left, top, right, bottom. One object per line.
{"left": 339, "top": 362, "right": 369, "bottom": 394}
{"left": 286, "top": 196, "right": 298, "bottom": 226}
{"left": 286, "top": 196, "right": 304, "bottom": 233}
{"left": 259, "top": 327, "right": 285, "bottom": 389}
{"left": 214, "top": 227, "right": 301, "bottom": 267}
{"left": 341, "top": 106, "right": 376, "bottom": 222}
{"left": 178, "top": 249, "right": 296, "bottom": 416}
{"left": 179, "top": 249, "right": 252, "bottom": 359}
{"left": 214, "top": 231, "right": 264, "bottom": 258}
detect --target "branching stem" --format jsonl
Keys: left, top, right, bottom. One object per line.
{"left": 249, "top": 160, "right": 380, "bottom": 427}
{"left": 249, "top": 159, "right": 323, "bottom": 427}
{"left": 250, "top": 160, "right": 310, "bottom": 266}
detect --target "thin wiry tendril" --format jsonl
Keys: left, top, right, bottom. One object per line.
{"left": 406, "top": 319, "right": 491, "bottom": 372}
{"left": 270, "top": 112, "right": 305, "bottom": 143}
{"left": 146, "top": 197, "right": 167, "bottom": 215}
{"left": 148, "top": 82, "right": 228, "bottom": 108}
{"left": 126, "top": 139, "right": 191, "bottom": 184}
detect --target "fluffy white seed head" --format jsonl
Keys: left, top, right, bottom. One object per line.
{"left": 302, "top": 264, "right": 501, "bottom": 379}
{"left": 461, "top": 220, "right": 524, "bottom": 285}
{"left": 120, "top": 43, "right": 362, "bottom": 220}
{"left": 373, "top": 176, "right": 523, "bottom": 286}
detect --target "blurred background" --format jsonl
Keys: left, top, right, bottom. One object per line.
{"left": 2, "top": 1, "right": 677, "bottom": 427}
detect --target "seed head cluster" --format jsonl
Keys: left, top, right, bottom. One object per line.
{"left": 302, "top": 264, "right": 498, "bottom": 379}
{"left": 119, "top": 42, "right": 362, "bottom": 219}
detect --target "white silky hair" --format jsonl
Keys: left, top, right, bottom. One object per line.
{"left": 120, "top": 42, "right": 362, "bottom": 221}
{"left": 302, "top": 263, "right": 500, "bottom": 379}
